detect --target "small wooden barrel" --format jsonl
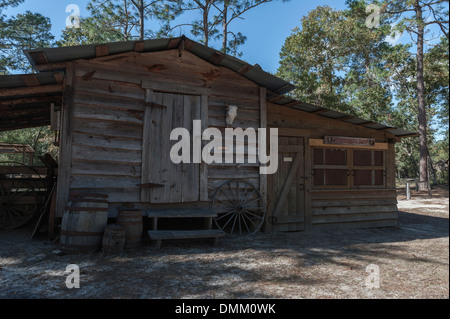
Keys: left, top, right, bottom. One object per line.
{"left": 116, "top": 210, "right": 143, "bottom": 249}
{"left": 60, "top": 193, "right": 109, "bottom": 253}
{"left": 102, "top": 225, "right": 126, "bottom": 254}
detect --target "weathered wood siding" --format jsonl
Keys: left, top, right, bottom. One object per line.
{"left": 207, "top": 96, "right": 261, "bottom": 199}
{"left": 310, "top": 189, "right": 398, "bottom": 229}
{"left": 57, "top": 50, "right": 261, "bottom": 217}
{"left": 69, "top": 61, "right": 145, "bottom": 206}
{"left": 140, "top": 91, "right": 201, "bottom": 204}
{"left": 267, "top": 102, "right": 399, "bottom": 230}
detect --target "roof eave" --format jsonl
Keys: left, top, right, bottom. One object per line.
{"left": 24, "top": 36, "right": 297, "bottom": 96}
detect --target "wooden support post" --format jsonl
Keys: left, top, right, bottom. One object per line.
{"left": 406, "top": 182, "right": 411, "bottom": 200}
{"left": 55, "top": 63, "right": 74, "bottom": 218}
{"left": 259, "top": 87, "right": 268, "bottom": 231}
{"left": 199, "top": 95, "right": 209, "bottom": 202}
{"left": 141, "top": 89, "right": 153, "bottom": 202}
{"left": 304, "top": 138, "right": 311, "bottom": 231}
{"left": 204, "top": 216, "right": 213, "bottom": 230}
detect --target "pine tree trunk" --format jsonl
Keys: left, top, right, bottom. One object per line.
{"left": 124, "top": 0, "right": 129, "bottom": 41}
{"left": 203, "top": 4, "right": 209, "bottom": 46}
{"left": 222, "top": 1, "right": 228, "bottom": 53}
{"left": 415, "top": 2, "right": 429, "bottom": 191}
{"left": 139, "top": 0, "right": 144, "bottom": 41}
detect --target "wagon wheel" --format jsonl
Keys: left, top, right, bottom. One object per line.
{"left": 0, "top": 178, "right": 40, "bottom": 230}
{"left": 211, "top": 179, "right": 266, "bottom": 236}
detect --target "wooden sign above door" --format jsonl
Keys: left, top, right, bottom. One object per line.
{"left": 324, "top": 136, "right": 376, "bottom": 147}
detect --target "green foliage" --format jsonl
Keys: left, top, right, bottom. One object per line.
{"left": 0, "top": 0, "right": 24, "bottom": 73}
{"left": 0, "top": 0, "right": 54, "bottom": 74}
{"left": 57, "top": 0, "right": 181, "bottom": 46}
{"left": 277, "top": 3, "right": 399, "bottom": 123}
{"left": 277, "top": 6, "right": 349, "bottom": 111}
{"left": 381, "top": 0, "right": 449, "bottom": 185}
{"left": 218, "top": 0, "right": 289, "bottom": 56}
{"left": 57, "top": 0, "right": 290, "bottom": 55}
{"left": 0, "top": 11, "right": 54, "bottom": 73}
{"left": 425, "top": 37, "right": 449, "bottom": 137}
{"left": 0, "top": 127, "right": 58, "bottom": 165}
{"left": 56, "top": 18, "right": 125, "bottom": 47}
{"left": 164, "top": 0, "right": 289, "bottom": 56}
{"left": 0, "top": 0, "right": 23, "bottom": 13}
{"left": 277, "top": 1, "right": 449, "bottom": 184}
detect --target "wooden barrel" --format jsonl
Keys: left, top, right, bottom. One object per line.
{"left": 116, "top": 210, "right": 143, "bottom": 249}
{"left": 102, "top": 225, "right": 126, "bottom": 254}
{"left": 60, "top": 193, "right": 109, "bottom": 253}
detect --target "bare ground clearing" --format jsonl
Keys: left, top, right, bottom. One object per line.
{"left": 0, "top": 186, "right": 448, "bottom": 299}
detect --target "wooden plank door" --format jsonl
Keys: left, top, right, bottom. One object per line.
{"left": 141, "top": 90, "right": 201, "bottom": 203}
{"left": 269, "top": 136, "right": 305, "bottom": 231}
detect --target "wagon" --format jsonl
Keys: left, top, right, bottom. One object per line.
{"left": 0, "top": 143, "right": 57, "bottom": 231}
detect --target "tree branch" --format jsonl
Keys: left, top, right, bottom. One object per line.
{"left": 226, "top": 0, "right": 273, "bottom": 27}
{"left": 423, "top": 1, "right": 449, "bottom": 38}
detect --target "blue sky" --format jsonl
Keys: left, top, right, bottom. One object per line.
{"left": 3, "top": 1, "right": 446, "bottom": 139}
{"left": 5, "top": 0, "right": 352, "bottom": 74}
{"left": 4, "top": 0, "right": 441, "bottom": 74}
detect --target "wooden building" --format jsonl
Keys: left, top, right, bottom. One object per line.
{"left": 0, "top": 36, "right": 418, "bottom": 236}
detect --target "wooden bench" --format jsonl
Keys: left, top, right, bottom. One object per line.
{"left": 148, "top": 229, "right": 226, "bottom": 249}
{"left": 145, "top": 209, "right": 226, "bottom": 249}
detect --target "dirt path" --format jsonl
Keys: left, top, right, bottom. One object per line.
{"left": 0, "top": 186, "right": 448, "bottom": 299}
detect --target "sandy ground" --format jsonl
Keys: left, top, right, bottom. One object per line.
{"left": 0, "top": 186, "right": 448, "bottom": 299}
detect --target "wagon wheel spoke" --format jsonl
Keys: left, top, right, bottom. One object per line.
{"left": 215, "top": 198, "right": 236, "bottom": 209}
{"left": 0, "top": 179, "right": 40, "bottom": 230}
{"left": 9, "top": 205, "right": 32, "bottom": 217}
{"left": 242, "top": 196, "right": 262, "bottom": 207}
{"left": 219, "top": 187, "right": 237, "bottom": 205}
{"left": 240, "top": 212, "right": 251, "bottom": 234}
{"left": 242, "top": 209, "right": 264, "bottom": 220}
{"left": 241, "top": 211, "right": 259, "bottom": 228}
{"left": 238, "top": 183, "right": 248, "bottom": 205}
{"left": 235, "top": 180, "right": 241, "bottom": 205}
{"left": 240, "top": 188, "right": 258, "bottom": 206}
{"left": 227, "top": 182, "right": 239, "bottom": 204}
{"left": 212, "top": 179, "right": 266, "bottom": 236}
{"left": 242, "top": 206, "right": 264, "bottom": 211}
{"left": 215, "top": 209, "right": 235, "bottom": 221}
{"left": 221, "top": 211, "right": 238, "bottom": 230}
{"left": 8, "top": 186, "right": 31, "bottom": 203}
{"left": 229, "top": 211, "right": 239, "bottom": 235}
{"left": 237, "top": 211, "right": 242, "bottom": 236}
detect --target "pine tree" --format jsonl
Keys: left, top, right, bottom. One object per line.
{"left": 382, "top": 0, "right": 449, "bottom": 190}
{"left": 0, "top": 7, "right": 54, "bottom": 73}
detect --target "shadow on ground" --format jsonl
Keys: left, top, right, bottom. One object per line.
{"left": 0, "top": 187, "right": 448, "bottom": 298}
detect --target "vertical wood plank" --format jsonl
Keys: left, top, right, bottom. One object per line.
{"left": 272, "top": 150, "right": 301, "bottom": 220}
{"left": 140, "top": 89, "right": 153, "bottom": 202}
{"left": 304, "top": 137, "right": 312, "bottom": 231}
{"left": 298, "top": 137, "right": 305, "bottom": 231}
{"left": 169, "top": 94, "right": 183, "bottom": 203}
{"left": 55, "top": 62, "right": 74, "bottom": 218}
{"left": 348, "top": 149, "right": 354, "bottom": 188}
{"left": 259, "top": 87, "right": 268, "bottom": 229}
{"left": 159, "top": 93, "right": 173, "bottom": 203}
{"left": 149, "top": 92, "right": 164, "bottom": 202}
{"left": 181, "top": 95, "right": 192, "bottom": 202}
{"left": 181, "top": 95, "right": 200, "bottom": 202}
{"left": 199, "top": 94, "right": 209, "bottom": 201}
{"left": 386, "top": 142, "right": 396, "bottom": 189}
{"left": 50, "top": 103, "right": 57, "bottom": 131}
{"left": 192, "top": 96, "right": 201, "bottom": 201}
